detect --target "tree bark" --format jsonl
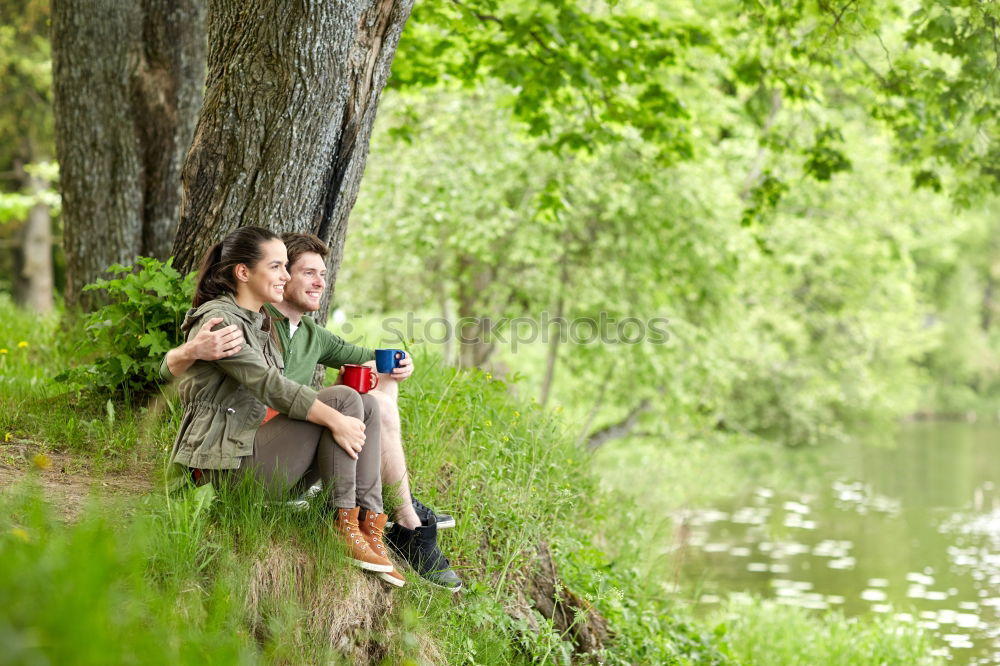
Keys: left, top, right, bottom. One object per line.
{"left": 538, "top": 258, "right": 569, "bottom": 407}
{"left": 17, "top": 169, "right": 54, "bottom": 314}
{"left": 52, "top": 0, "right": 205, "bottom": 310}
{"left": 456, "top": 257, "right": 496, "bottom": 368}
{"left": 135, "top": 0, "right": 209, "bottom": 261}
{"left": 538, "top": 292, "right": 562, "bottom": 407}
{"left": 172, "top": 0, "right": 414, "bottom": 327}
{"left": 438, "top": 278, "right": 456, "bottom": 366}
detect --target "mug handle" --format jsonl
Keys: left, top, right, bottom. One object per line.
{"left": 370, "top": 372, "right": 379, "bottom": 391}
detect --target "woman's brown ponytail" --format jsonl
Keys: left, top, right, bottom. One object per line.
{"left": 191, "top": 227, "right": 280, "bottom": 307}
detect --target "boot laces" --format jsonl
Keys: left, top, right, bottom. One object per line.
{"left": 365, "top": 515, "right": 388, "bottom": 554}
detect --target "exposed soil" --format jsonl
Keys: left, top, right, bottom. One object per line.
{"left": 0, "top": 440, "right": 153, "bottom": 520}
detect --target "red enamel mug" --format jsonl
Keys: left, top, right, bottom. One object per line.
{"left": 338, "top": 364, "right": 378, "bottom": 394}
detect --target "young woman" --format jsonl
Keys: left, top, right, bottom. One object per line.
{"left": 166, "top": 226, "right": 403, "bottom": 586}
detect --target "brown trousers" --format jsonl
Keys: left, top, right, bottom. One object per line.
{"left": 232, "top": 385, "right": 383, "bottom": 512}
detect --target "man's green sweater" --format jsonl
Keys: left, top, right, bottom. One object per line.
{"left": 263, "top": 303, "right": 374, "bottom": 385}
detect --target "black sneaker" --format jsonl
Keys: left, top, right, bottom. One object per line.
{"left": 385, "top": 514, "right": 463, "bottom": 592}
{"left": 412, "top": 496, "right": 455, "bottom": 530}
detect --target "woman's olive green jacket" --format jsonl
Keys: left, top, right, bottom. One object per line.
{"left": 163, "top": 294, "right": 317, "bottom": 470}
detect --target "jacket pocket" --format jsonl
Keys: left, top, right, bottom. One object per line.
{"left": 221, "top": 396, "right": 262, "bottom": 457}
{"left": 176, "top": 402, "right": 227, "bottom": 462}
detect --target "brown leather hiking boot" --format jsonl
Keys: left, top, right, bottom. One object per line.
{"left": 377, "top": 567, "right": 406, "bottom": 588}
{"left": 333, "top": 506, "right": 393, "bottom": 573}
{"left": 359, "top": 509, "right": 404, "bottom": 587}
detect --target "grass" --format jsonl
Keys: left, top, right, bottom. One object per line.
{"left": 0, "top": 296, "right": 179, "bottom": 470}
{"left": 0, "top": 297, "right": 942, "bottom": 665}
{"left": 709, "top": 597, "right": 939, "bottom": 665}
{"left": 1, "top": 483, "right": 255, "bottom": 665}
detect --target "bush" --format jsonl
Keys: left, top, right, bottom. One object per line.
{"left": 59, "top": 257, "right": 194, "bottom": 400}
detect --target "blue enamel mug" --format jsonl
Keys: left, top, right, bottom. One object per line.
{"left": 375, "top": 349, "right": 407, "bottom": 373}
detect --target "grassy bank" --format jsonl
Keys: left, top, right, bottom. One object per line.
{"left": 0, "top": 299, "right": 938, "bottom": 664}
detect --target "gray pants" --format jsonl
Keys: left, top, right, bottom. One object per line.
{"left": 238, "top": 385, "right": 383, "bottom": 512}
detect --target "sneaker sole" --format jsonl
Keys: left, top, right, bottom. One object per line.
{"left": 283, "top": 499, "right": 310, "bottom": 512}
{"left": 386, "top": 517, "right": 456, "bottom": 530}
{"left": 350, "top": 559, "right": 394, "bottom": 573}
{"left": 429, "top": 579, "right": 462, "bottom": 593}
{"left": 378, "top": 572, "right": 405, "bottom": 587}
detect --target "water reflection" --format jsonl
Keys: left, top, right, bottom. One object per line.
{"left": 678, "top": 423, "right": 1000, "bottom": 665}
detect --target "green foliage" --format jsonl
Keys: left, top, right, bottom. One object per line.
{"left": 0, "top": 352, "right": 731, "bottom": 664}
{"left": 739, "top": 0, "right": 1000, "bottom": 202}
{"left": 0, "top": 334, "right": 943, "bottom": 664}
{"left": 0, "top": 191, "right": 35, "bottom": 224}
{"left": 803, "top": 128, "right": 852, "bottom": 181}
{"left": 0, "top": 162, "right": 59, "bottom": 223}
{"left": 394, "top": 0, "right": 708, "bottom": 163}
{"left": 0, "top": 1, "right": 57, "bottom": 295}
{"left": 59, "top": 257, "right": 194, "bottom": 400}
{"left": 0, "top": 485, "right": 255, "bottom": 665}
{"left": 711, "top": 597, "right": 940, "bottom": 665}
{"left": 0, "top": 0, "right": 51, "bottom": 175}
{"left": 557, "top": 535, "right": 729, "bottom": 665}
{"left": 349, "top": 80, "right": 999, "bottom": 450}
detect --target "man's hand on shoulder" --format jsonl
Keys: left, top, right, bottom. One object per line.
{"left": 188, "top": 316, "right": 244, "bottom": 361}
{"left": 164, "top": 317, "right": 244, "bottom": 378}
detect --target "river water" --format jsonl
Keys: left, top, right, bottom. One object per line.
{"left": 674, "top": 423, "right": 1000, "bottom": 664}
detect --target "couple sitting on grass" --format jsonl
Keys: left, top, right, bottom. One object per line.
{"left": 162, "top": 226, "right": 461, "bottom": 591}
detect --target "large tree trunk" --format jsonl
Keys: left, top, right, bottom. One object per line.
{"left": 52, "top": 0, "right": 206, "bottom": 310}
{"left": 172, "top": 0, "right": 414, "bottom": 326}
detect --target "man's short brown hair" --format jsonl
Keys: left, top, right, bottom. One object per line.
{"left": 281, "top": 232, "right": 328, "bottom": 269}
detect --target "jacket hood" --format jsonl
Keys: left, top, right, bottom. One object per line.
{"left": 180, "top": 293, "right": 264, "bottom": 334}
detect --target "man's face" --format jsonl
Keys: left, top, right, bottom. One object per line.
{"left": 282, "top": 251, "right": 327, "bottom": 314}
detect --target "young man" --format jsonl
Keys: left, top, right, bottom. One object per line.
{"left": 162, "top": 233, "right": 461, "bottom": 591}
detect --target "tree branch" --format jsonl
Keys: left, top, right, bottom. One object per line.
{"left": 450, "top": 0, "right": 554, "bottom": 65}
{"left": 822, "top": 0, "right": 858, "bottom": 44}
{"left": 586, "top": 398, "right": 653, "bottom": 451}
{"left": 449, "top": 0, "right": 504, "bottom": 28}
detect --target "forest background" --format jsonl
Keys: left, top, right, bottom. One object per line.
{"left": 0, "top": 0, "right": 998, "bottom": 664}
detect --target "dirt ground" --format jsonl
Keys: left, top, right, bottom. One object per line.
{"left": 0, "top": 440, "right": 154, "bottom": 520}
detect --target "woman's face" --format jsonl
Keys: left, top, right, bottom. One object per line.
{"left": 240, "top": 238, "right": 290, "bottom": 307}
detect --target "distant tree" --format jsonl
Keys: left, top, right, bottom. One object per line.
{"left": 51, "top": 0, "right": 205, "bottom": 309}
{"left": 0, "top": 0, "right": 55, "bottom": 312}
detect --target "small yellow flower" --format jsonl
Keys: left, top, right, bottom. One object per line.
{"left": 513, "top": 411, "right": 520, "bottom": 418}
{"left": 32, "top": 453, "right": 52, "bottom": 470}
{"left": 0, "top": 349, "right": 7, "bottom": 355}
{"left": 484, "top": 419, "right": 492, "bottom": 427}
{"left": 17, "top": 341, "right": 28, "bottom": 349}
{"left": 4, "top": 432, "right": 11, "bottom": 442}
{"left": 9, "top": 527, "right": 29, "bottom": 543}
{"left": 485, "top": 373, "right": 492, "bottom": 380}
{"left": 502, "top": 435, "right": 510, "bottom": 442}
